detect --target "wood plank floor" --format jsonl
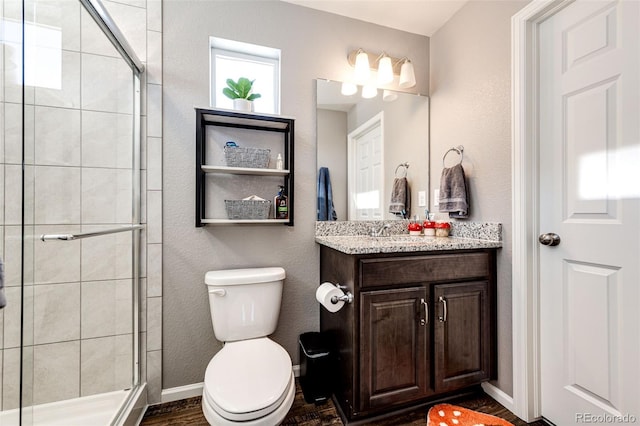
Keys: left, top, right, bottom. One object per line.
{"left": 141, "top": 380, "right": 548, "bottom": 425}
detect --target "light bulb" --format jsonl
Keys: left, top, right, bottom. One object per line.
{"left": 383, "top": 90, "right": 398, "bottom": 102}
{"left": 341, "top": 82, "right": 357, "bottom": 96}
{"left": 354, "top": 50, "right": 371, "bottom": 83}
{"left": 377, "top": 54, "right": 394, "bottom": 85}
{"left": 361, "top": 85, "right": 377, "bottom": 99}
{"left": 399, "top": 59, "right": 416, "bottom": 89}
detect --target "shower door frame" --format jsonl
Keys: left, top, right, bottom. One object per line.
{"left": 79, "top": 0, "right": 146, "bottom": 423}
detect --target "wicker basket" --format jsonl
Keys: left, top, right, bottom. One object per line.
{"left": 224, "top": 146, "right": 270, "bottom": 168}
{"left": 224, "top": 200, "right": 272, "bottom": 220}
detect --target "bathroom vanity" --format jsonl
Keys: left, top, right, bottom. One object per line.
{"left": 316, "top": 231, "right": 500, "bottom": 423}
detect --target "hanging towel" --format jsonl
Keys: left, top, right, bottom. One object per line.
{"left": 389, "top": 177, "right": 410, "bottom": 218}
{"left": 0, "top": 257, "right": 5, "bottom": 309}
{"left": 317, "top": 167, "right": 337, "bottom": 221}
{"left": 439, "top": 163, "right": 469, "bottom": 218}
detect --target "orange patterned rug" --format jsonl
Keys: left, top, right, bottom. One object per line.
{"left": 427, "top": 403, "right": 515, "bottom": 426}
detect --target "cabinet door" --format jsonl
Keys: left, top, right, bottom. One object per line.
{"left": 359, "top": 287, "right": 431, "bottom": 411}
{"left": 433, "top": 281, "right": 491, "bottom": 392}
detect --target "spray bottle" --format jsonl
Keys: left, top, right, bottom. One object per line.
{"left": 274, "top": 185, "right": 288, "bottom": 219}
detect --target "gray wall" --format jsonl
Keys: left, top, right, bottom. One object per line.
{"left": 429, "top": 0, "right": 530, "bottom": 396}
{"left": 317, "top": 109, "right": 348, "bottom": 220}
{"left": 163, "top": 0, "right": 429, "bottom": 388}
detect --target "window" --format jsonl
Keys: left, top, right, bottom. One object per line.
{"left": 210, "top": 37, "right": 280, "bottom": 114}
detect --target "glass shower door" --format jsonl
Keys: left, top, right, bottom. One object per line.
{"left": 1, "top": 0, "right": 143, "bottom": 424}
{"left": 1, "top": 0, "right": 29, "bottom": 423}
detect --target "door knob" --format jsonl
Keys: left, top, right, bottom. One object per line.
{"left": 538, "top": 233, "right": 561, "bottom": 246}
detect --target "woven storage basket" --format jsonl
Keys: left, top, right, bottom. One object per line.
{"left": 224, "top": 200, "right": 272, "bottom": 220}
{"left": 224, "top": 146, "right": 270, "bottom": 168}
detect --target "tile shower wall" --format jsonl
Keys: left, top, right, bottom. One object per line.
{"left": 0, "top": 0, "right": 163, "bottom": 408}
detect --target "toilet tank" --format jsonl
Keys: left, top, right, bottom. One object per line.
{"left": 205, "top": 267, "right": 286, "bottom": 342}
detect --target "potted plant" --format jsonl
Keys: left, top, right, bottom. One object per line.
{"left": 223, "top": 77, "right": 261, "bottom": 112}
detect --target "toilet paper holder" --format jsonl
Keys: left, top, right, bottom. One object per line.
{"left": 331, "top": 284, "right": 353, "bottom": 305}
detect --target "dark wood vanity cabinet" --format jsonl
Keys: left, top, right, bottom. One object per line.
{"left": 360, "top": 286, "right": 431, "bottom": 411}
{"left": 433, "top": 280, "right": 492, "bottom": 393}
{"left": 319, "top": 246, "right": 497, "bottom": 423}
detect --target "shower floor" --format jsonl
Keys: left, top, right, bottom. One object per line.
{"left": 0, "top": 389, "right": 129, "bottom": 426}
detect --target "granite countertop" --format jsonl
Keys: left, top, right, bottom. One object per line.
{"left": 315, "top": 221, "right": 502, "bottom": 255}
{"left": 315, "top": 235, "right": 502, "bottom": 255}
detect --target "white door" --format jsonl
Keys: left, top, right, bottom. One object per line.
{"left": 348, "top": 113, "right": 384, "bottom": 220}
{"left": 539, "top": 1, "right": 640, "bottom": 425}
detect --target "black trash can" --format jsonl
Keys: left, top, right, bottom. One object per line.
{"left": 299, "top": 332, "right": 333, "bottom": 404}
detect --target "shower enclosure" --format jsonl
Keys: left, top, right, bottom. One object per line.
{"left": 1, "top": 0, "right": 145, "bottom": 424}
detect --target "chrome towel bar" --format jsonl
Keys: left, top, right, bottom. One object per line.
{"left": 40, "top": 224, "right": 145, "bottom": 241}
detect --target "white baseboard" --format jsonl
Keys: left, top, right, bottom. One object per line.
{"left": 481, "top": 382, "right": 515, "bottom": 413}
{"left": 159, "top": 365, "right": 301, "bottom": 404}
{"left": 160, "top": 382, "right": 204, "bottom": 404}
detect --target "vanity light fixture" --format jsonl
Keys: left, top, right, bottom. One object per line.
{"left": 341, "top": 82, "right": 357, "bottom": 96}
{"left": 347, "top": 48, "right": 417, "bottom": 89}
{"left": 398, "top": 58, "right": 416, "bottom": 89}
{"left": 353, "top": 48, "right": 371, "bottom": 83}
{"left": 377, "top": 53, "right": 394, "bottom": 85}
{"left": 382, "top": 90, "right": 398, "bottom": 102}
{"left": 362, "top": 85, "right": 378, "bottom": 99}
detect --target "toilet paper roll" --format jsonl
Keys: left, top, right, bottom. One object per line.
{"left": 316, "top": 282, "right": 345, "bottom": 313}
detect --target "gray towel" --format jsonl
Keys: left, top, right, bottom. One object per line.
{"left": 389, "top": 177, "right": 410, "bottom": 218}
{"left": 439, "top": 163, "right": 469, "bottom": 218}
{"left": 0, "top": 257, "right": 5, "bottom": 309}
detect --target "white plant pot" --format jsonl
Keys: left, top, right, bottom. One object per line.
{"left": 233, "top": 99, "right": 253, "bottom": 112}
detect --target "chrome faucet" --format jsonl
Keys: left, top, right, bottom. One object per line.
{"left": 370, "top": 223, "right": 391, "bottom": 237}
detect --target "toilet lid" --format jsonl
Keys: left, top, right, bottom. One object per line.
{"left": 204, "top": 338, "right": 292, "bottom": 421}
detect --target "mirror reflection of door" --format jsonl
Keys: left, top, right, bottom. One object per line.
{"left": 348, "top": 113, "right": 384, "bottom": 220}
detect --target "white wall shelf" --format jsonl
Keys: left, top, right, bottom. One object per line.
{"left": 201, "top": 165, "right": 290, "bottom": 176}
{"left": 200, "top": 219, "right": 291, "bottom": 225}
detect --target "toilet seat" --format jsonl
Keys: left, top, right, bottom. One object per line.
{"left": 203, "top": 338, "right": 293, "bottom": 423}
{"left": 202, "top": 373, "right": 295, "bottom": 426}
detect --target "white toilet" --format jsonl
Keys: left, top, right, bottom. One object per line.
{"left": 201, "top": 267, "right": 295, "bottom": 425}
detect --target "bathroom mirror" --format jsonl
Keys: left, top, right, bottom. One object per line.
{"left": 316, "top": 79, "right": 429, "bottom": 221}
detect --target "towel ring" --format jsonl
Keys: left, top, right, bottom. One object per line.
{"left": 442, "top": 145, "right": 464, "bottom": 168}
{"left": 395, "top": 162, "right": 409, "bottom": 178}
